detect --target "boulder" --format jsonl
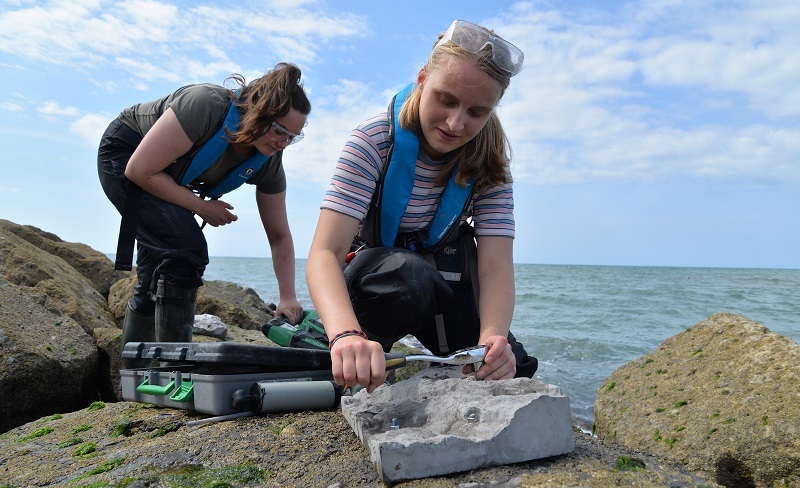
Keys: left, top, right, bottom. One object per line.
{"left": 0, "top": 219, "right": 129, "bottom": 298}
{"left": 0, "top": 223, "right": 117, "bottom": 335}
{"left": 107, "top": 274, "right": 136, "bottom": 325}
{"left": 108, "top": 275, "right": 273, "bottom": 330}
{"left": 594, "top": 313, "right": 800, "bottom": 488}
{"left": 0, "top": 220, "right": 282, "bottom": 431}
{"left": 0, "top": 277, "right": 99, "bottom": 433}
{"left": 93, "top": 326, "right": 124, "bottom": 401}
{"left": 196, "top": 280, "right": 275, "bottom": 330}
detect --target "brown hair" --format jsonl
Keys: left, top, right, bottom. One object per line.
{"left": 399, "top": 32, "right": 513, "bottom": 192}
{"left": 224, "top": 63, "right": 311, "bottom": 145}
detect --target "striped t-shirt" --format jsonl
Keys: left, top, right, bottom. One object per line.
{"left": 321, "top": 112, "right": 514, "bottom": 239}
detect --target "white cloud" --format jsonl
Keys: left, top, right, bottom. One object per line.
{"left": 38, "top": 100, "right": 80, "bottom": 117}
{"left": 0, "top": 101, "right": 23, "bottom": 112}
{"left": 490, "top": 0, "right": 800, "bottom": 185}
{"left": 284, "top": 79, "right": 390, "bottom": 185}
{"left": 69, "top": 112, "right": 115, "bottom": 146}
{"left": 0, "top": 0, "right": 369, "bottom": 86}
{"left": 3, "top": 0, "right": 797, "bottom": 190}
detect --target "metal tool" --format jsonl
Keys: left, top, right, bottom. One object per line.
{"left": 385, "top": 345, "right": 486, "bottom": 369}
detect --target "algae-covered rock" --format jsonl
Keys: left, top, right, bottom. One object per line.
{"left": 594, "top": 313, "right": 800, "bottom": 488}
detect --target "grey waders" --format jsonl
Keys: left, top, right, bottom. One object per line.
{"left": 153, "top": 279, "right": 197, "bottom": 343}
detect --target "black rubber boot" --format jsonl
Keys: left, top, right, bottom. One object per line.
{"left": 508, "top": 332, "right": 539, "bottom": 378}
{"left": 153, "top": 279, "right": 197, "bottom": 343}
{"left": 120, "top": 303, "right": 155, "bottom": 369}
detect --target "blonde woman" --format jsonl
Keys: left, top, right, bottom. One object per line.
{"left": 307, "top": 21, "right": 537, "bottom": 392}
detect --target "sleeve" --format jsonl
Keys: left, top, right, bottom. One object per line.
{"left": 471, "top": 166, "right": 515, "bottom": 239}
{"left": 251, "top": 151, "right": 287, "bottom": 194}
{"left": 320, "top": 114, "right": 391, "bottom": 221}
{"left": 168, "top": 84, "right": 231, "bottom": 144}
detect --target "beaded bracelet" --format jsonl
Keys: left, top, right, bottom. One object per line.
{"left": 328, "top": 329, "right": 369, "bottom": 349}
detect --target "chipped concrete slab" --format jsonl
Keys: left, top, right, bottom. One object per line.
{"left": 341, "top": 366, "right": 574, "bottom": 483}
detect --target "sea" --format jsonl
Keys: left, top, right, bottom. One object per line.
{"left": 203, "top": 258, "right": 800, "bottom": 425}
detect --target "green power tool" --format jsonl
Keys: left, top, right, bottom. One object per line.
{"left": 262, "top": 310, "right": 329, "bottom": 350}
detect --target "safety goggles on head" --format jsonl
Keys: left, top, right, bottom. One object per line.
{"left": 268, "top": 121, "right": 304, "bottom": 145}
{"left": 435, "top": 19, "right": 524, "bottom": 76}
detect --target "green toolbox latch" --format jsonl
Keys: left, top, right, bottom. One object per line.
{"left": 169, "top": 377, "right": 194, "bottom": 402}
{"left": 136, "top": 377, "right": 175, "bottom": 396}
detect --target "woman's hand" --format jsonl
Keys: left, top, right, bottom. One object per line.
{"left": 197, "top": 199, "right": 238, "bottom": 227}
{"left": 330, "top": 335, "right": 387, "bottom": 393}
{"left": 274, "top": 297, "right": 303, "bottom": 325}
{"left": 462, "top": 335, "right": 516, "bottom": 380}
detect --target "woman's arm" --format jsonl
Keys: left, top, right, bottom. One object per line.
{"left": 473, "top": 235, "right": 517, "bottom": 380}
{"left": 256, "top": 189, "right": 302, "bottom": 324}
{"left": 306, "top": 209, "right": 387, "bottom": 392}
{"left": 124, "top": 107, "right": 237, "bottom": 227}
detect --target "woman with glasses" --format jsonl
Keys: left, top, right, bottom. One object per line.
{"left": 98, "top": 63, "right": 309, "bottom": 365}
{"left": 307, "top": 21, "right": 537, "bottom": 393}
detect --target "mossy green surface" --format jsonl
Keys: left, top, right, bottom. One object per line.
{"left": 22, "top": 427, "right": 54, "bottom": 441}
{"left": 74, "top": 458, "right": 126, "bottom": 481}
{"left": 57, "top": 438, "right": 84, "bottom": 448}
{"left": 158, "top": 464, "right": 270, "bottom": 487}
{"left": 112, "top": 417, "right": 131, "bottom": 437}
{"left": 613, "top": 455, "right": 645, "bottom": 471}
{"left": 149, "top": 422, "right": 180, "bottom": 438}
{"left": 72, "top": 424, "right": 93, "bottom": 434}
{"left": 87, "top": 402, "right": 106, "bottom": 412}
{"left": 73, "top": 442, "right": 97, "bottom": 457}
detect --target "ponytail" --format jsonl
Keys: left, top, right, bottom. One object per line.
{"left": 224, "top": 63, "right": 311, "bottom": 145}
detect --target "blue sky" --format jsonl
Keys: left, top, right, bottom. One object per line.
{"left": 1, "top": 0, "right": 798, "bottom": 268}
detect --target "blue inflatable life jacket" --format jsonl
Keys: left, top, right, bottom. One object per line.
{"left": 173, "top": 97, "right": 271, "bottom": 199}
{"left": 360, "top": 83, "right": 475, "bottom": 252}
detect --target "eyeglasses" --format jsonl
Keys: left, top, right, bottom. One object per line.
{"left": 268, "top": 121, "right": 304, "bottom": 145}
{"left": 435, "top": 20, "right": 524, "bottom": 76}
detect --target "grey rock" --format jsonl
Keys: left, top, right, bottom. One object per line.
{"left": 0, "top": 277, "right": 99, "bottom": 433}
{"left": 342, "top": 366, "right": 574, "bottom": 483}
{"left": 0, "top": 218, "right": 129, "bottom": 299}
{"left": 0, "top": 220, "right": 282, "bottom": 432}
{"left": 196, "top": 280, "right": 275, "bottom": 330}
{"left": 0, "top": 221, "right": 117, "bottom": 335}
{"left": 193, "top": 313, "right": 228, "bottom": 339}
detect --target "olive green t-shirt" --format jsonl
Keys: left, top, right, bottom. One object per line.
{"left": 118, "top": 84, "right": 286, "bottom": 194}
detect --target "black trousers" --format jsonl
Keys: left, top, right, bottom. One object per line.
{"left": 97, "top": 118, "right": 208, "bottom": 314}
{"left": 343, "top": 247, "right": 538, "bottom": 377}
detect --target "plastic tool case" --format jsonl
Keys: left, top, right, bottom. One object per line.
{"left": 120, "top": 342, "right": 339, "bottom": 416}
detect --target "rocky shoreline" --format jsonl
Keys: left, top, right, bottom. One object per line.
{"left": 1, "top": 218, "right": 798, "bottom": 487}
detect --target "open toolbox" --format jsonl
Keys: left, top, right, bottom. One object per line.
{"left": 120, "top": 342, "right": 340, "bottom": 416}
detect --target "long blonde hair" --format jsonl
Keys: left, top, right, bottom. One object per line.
{"left": 399, "top": 32, "right": 513, "bottom": 192}
{"left": 224, "top": 63, "right": 311, "bottom": 145}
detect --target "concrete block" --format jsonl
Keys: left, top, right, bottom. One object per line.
{"left": 193, "top": 314, "right": 228, "bottom": 339}
{"left": 341, "top": 366, "right": 574, "bottom": 483}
